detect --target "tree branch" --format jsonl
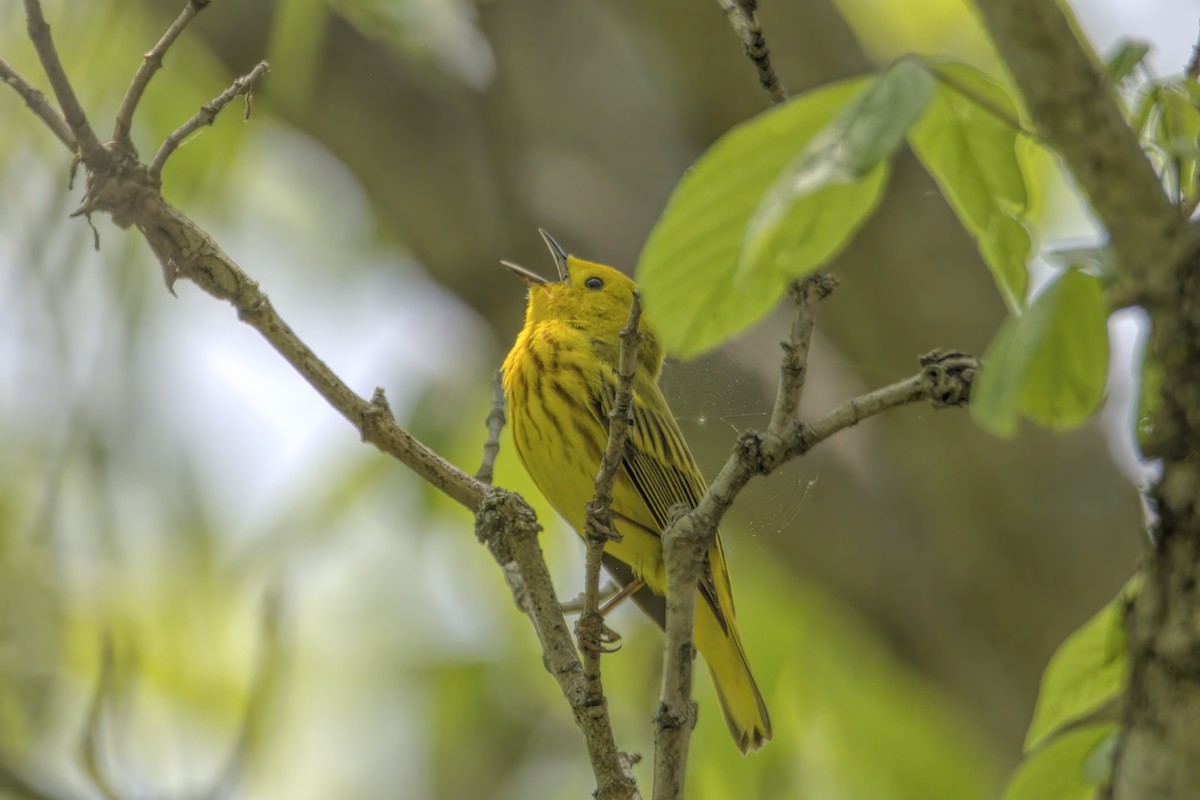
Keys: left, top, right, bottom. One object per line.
{"left": 653, "top": 348, "right": 978, "bottom": 797}
{"left": 113, "top": 0, "right": 212, "bottom": 147}
{"left": 714, "top": 0, "right": 788, "bottom": 104}
{"left": 22, "top": 0, "right": 104, "bottom": 163}
{"left": 766, "top": 275, "right": 835, "bottom": 441}
{"left": 476, "top": 491, "right": 639, "bottom": 800}
{"left": 575, "top": 295, "right": 643, "bottom": 796}
{"left": 972, "top": 0, "right": 1183, "bottom": 294}
{"left": 970, "top": 5, "right": 1200, "bottom": 799}
{"left": 475, "top": 369, "right": 506, "bottom": 484}
{"left": 149, "top": 60, "right": 269, "bottom": 181}
{"left": 0, "top": 56, "right": 75, "bottom": 152}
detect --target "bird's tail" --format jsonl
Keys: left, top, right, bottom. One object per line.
{"left": 695, "top": 597, "right": 772, "bottom": 754}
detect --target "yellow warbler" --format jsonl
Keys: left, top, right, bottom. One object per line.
{"left": 501, "top": 231, "right": 771, "bottom": 754}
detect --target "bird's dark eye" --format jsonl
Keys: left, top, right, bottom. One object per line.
{"left": 584, "top": 276, "right": 604, "bottom": 290}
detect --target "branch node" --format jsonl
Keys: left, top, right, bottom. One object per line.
{"left": 653, "top": 698, "right": 698, "bottom": 735}
{"left": 918, "top": 348, "right": 979, "bottom": 408}
{"left": 736, "top": 431, "right": 776, "bottom": 475}
{"left": 360, "top": 388, "right": 396, "bottom": 442}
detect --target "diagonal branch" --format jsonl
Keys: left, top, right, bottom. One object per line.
{"left": 653, "top": 348, "right": 978, "bottom": 798}
{"left": 22, "top": 0, "right": 105, "bottom": 163}
{"left": 138, "top": 202, "right": 488, "bottom": 509}
{"left": 0, "top": 56, "right": 75, "bottom": 151}
{"left": 149, "top": 60, "right": 269, "bottom": 181}
{"left": 114, "top": 0, "right": 212, "bottom": 146}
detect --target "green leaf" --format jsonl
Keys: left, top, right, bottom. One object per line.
{"left": 972, "top": 270, "right": 1110, "bottom": 436}
{"left": 970, "top": 314, "right": 1026, "bottom": 437}
{"left": 636, "top": 78, "right": 869, "bottom": 359}
{"left": 1155, "top": 80, "right": 1200, "bottom": 159}
{"left": 909, "top": 61, "right": 1031, "bottom": 312}
{"left": 638, "top": 61, "right": 936, "bottom": 359}
{"left": 977, "top": 213, "right": 1033, "bottom": 313}
{"left": 740, "top": 162, "right": 889, "bottom": 290}
{"left": 1103, "top": 40, "right": 1150, "bottom": 85}
{"left": 1004, "top": 725, "right": 1117, "bottom": 800}
{"left": 1153, "top": 79, "right": 1200, "bottom": 203}
{"left": 1025, "top": 579, "right": 1134, "bottom": 751}
{"left": 1018, "top": 270, "right": 1110, "bottom": 428}
{"left": 741, "top": 58, "right": 932, "bottom": 280}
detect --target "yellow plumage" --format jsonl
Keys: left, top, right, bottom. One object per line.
{"left": 501, "top": 239, "right": 771, "bottom": 754}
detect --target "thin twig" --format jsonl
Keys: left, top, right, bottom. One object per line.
{"left": 653, "top": 350, "right": 978, "bottom": 799}
{"left": 22, "top": 0, "right": 105, "bottom": 163}
{"left": 114, "top": 0, "right": 212, "bottom": 146}
{"left": 476, "top": 369, "right": 506, "bottom": 484}
{"left": 715, "top": 0, "right": 788, "bottom": 105}
{"left": 577, "top": 294, "right": 643, "bottom": 727}
{"left": 0, "top": 56, "right": 76, "bottom": 151}
{"left": 766, "top": 275, "right": 835, "bottom": 441}
{"left": 149, "top": 60, "right": 269, "bottom": 180}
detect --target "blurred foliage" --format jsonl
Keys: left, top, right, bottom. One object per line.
{"left": 973, "top": 269, "right": 1110, "bottom": 436}
{"left": 1024, "top": 580, "right": 1135, "bottom": 753}
{"left": 1003, "top": 725, "right": 1117, "bottom": 800}
{"left": 0, "top": 0, "right": 1167, "bottom": 797}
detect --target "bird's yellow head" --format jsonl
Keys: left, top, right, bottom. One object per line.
{"left": 503, "top": 231, "right": 663, "bottom": 374}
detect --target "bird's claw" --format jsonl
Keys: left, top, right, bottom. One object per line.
{"left": 575, "top": 611, "right": 623, "bottom": 656}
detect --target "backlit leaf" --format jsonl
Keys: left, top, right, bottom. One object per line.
{"left": 909, "top": 62, "right": 1031, "bottom": 311}
{"left": 972, "top": 270, "right": 1109, "bottom": 435}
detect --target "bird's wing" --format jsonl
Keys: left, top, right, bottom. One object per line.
{"left": 594, "top": 370, "right": 736, "bottom": 633}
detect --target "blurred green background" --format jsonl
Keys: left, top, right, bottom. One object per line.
{"left": 0, "top": 0, "right": 1189, "bottom": 797}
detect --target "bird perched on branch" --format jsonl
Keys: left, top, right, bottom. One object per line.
{"left": 501, "top": 230, "right": 771, "bottom": 754}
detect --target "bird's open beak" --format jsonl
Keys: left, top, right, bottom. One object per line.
{"left": 501, "top": 259, "right": 549, "bottom": 285}
{"left": 500, "top": 228, "right": 570, "bottom": 286}
{"left": 539, "top": 229, "right": 569, "bottom": 282}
